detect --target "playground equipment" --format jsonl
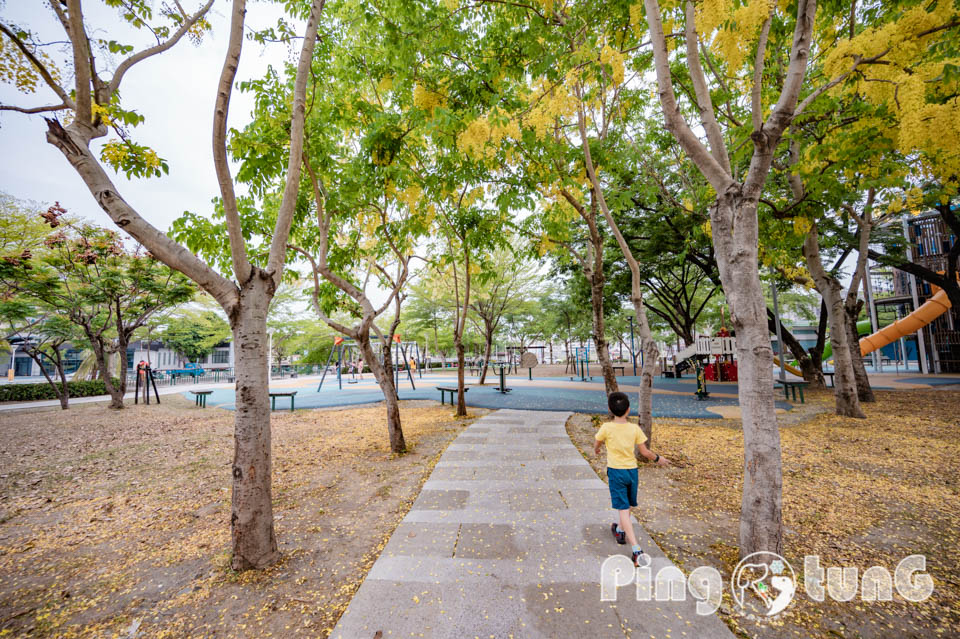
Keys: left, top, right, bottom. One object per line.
{"left": 519, "top": 350, "right": 539, "bottom": 380}
{"left": 506, "top": 345, "right": 544, "bottom": 379}
{"left": 317, "top": 336, "right": 361, "bottom": 390}
{"left": 569, "top": 345, "right": 592, "bottom": 381}
{"left": 772, "top": 356, "right": 803, "bottom": 377}
{"left": 390, "top": 335, "right": 419, "bottom": 390}
{"left": 665, "top": 332, "right": 738, "bottom": 381}
{"left": 695, "top": 361, "right": 710, "bottom": 400}
{"left": 859, "top": 287, "right": 952, "bottom": 356}
{"left": 491, "top": 361, "right": 512, "bottom": 393}
{"left": 133, "top": 361, "right": 161, "bottom": 404}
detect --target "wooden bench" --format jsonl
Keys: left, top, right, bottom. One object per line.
{"left": 613, "top": 365, "right": 625, "bottom": 376}
{"left": 437, "top": 386, "right": 468, "bottom": 406}
{"left": 190, "top": 390, "right": 213, "bottom": 408}
{"left": 269, "top": 391, "right": 297, "bottom": 412}
{"left": 823, "top": 372, "right": 835, "bottom": 388}
{"left": 774, "top": 380, "right": 809, "bottom": 403}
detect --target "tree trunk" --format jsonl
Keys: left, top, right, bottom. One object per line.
{"left": 88, "top": 335, "right": 124, "bottom": 409}
{"left": 766, "top": 309, "right": 824, "bottom": 387}
{"left": 799, "top": 355, "right": 824, "bottom": 387}
{"left": 115, "top": 333, "right": 130, "bottom": 398}
{"left": 26, "top": 349, "right": 70, "bottom": 409}
{"left": 803, "top": 226, "right": 865, "bottom": 418}
{"left": 358, "top": 334, "right": 406, "bottom": 453}
{"left": 455, "top": 339, "right": 467, "bottom": 416}
{"left": 589, "top": 270, "right": 618, "bottom": 394}
{"left": 479, "top": 326, "right": 493, "bottom": 385}
{"left": 844, "top": 302, "right": 875, "bottom": 402}
{"left": 229, "top": 277, "right": 280, "bottom": 571}
{"left": 56, "top": 359, "right": 69, "bottom": 410}
{"left": 711, "top": 196, "right": 784, "bottom": 556}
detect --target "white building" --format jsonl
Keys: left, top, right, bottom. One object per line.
{"left": 127, "top": 339, "right": 235, "bottom": 371}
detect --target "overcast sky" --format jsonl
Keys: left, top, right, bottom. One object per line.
{"left": 0, "top": 1, "right": 295, "bottom": 235}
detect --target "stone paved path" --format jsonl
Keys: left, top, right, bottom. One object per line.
{"left": 331, "top": 409, "right": 735, "bottom": 638}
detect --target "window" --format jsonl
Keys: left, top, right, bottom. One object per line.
{"left": 213, "top": 349, "right": 230, "bottom": 364}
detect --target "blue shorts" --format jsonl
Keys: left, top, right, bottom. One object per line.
{"left": 607, "top": 467, "right": 638, "bottom": 510}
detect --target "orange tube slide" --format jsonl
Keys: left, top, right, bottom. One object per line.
{"left": 859, "top": 288, "right": 952, "bottom": 356}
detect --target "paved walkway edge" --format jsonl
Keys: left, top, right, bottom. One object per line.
{"left": 331, "top": 408, "right": 734, "bottom": 638}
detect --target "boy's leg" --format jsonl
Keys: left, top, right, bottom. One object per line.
{"left": 618, "top": 509, "right": 638, "bottom": 547}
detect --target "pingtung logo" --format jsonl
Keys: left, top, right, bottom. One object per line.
{"left": 731, "top": 552, "right": 797, "bottom": 617}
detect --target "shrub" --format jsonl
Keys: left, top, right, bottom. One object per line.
{"left": 0, "top": 378, "right": 121, "bottom": 403}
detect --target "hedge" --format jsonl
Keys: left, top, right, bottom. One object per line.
{"left": 0, "top": 378, "right": 121, "bottom": 403}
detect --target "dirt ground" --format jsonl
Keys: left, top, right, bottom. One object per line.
{"left": 567, "top": 388, "right": 960, "bottom": 639}
{"left": 0, "top": 396, "right": 485, "bottom": 638}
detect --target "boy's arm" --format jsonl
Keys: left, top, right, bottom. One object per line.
{"left": 594, "top": 425, "right": 605, "bottom": 456}
{"left": 637, "top": 442, "right": 670, "bottom": 466}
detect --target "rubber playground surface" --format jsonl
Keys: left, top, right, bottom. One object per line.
{"left": 188, "top": 372, "right": 799, "bottom": 418}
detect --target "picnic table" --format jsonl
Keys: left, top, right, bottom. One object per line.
{"left": 190, "top": 390, "right": 213, "bottom": 408}
{"left": 269, "top": 391, "right": 297, "bottom": 412}
{"left": 774, "top": 379, "right": 809, "bottom": 403}
{"left": 437, "top": 386, "right": 468, "bottom": 406}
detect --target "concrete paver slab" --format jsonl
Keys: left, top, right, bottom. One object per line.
{"left": 330, "top": 410, "right": 736, "bottom": 638}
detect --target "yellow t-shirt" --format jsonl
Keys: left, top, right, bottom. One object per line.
{"left": 595, "top": 421, "right": 647, "bottom": 469}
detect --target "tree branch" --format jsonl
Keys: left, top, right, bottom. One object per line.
{"left": 107, "top": 0, "right": 215, "bottom": 95}
{"left": 265, "top": 0, "right": 325, "bottom": 286}
{"left": 212, "top": 0, "right": 254, "bottom": 285}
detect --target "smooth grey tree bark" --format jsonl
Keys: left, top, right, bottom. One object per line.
{"left": 558, "top": 190, "right": 619, "bottom": 394}
{"left": 291, "top": 157, "right": 410, "bottom": 454}
{"left": 843, "top": 199, "right": 876, "bottom": 402}
{"left": 803, "top": 224, "right": 865, "bottom": 418}
{"left": 575, "top": 93, "right": 658, "bottom": 444}
{"left": 15, "top": 0, "right": 325, "bottom": 570}
{"left": 643, "top": 0, "right": 834, "bottom": 555}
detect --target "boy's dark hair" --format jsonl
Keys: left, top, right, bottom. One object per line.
{"left": 608, "top": 391, "right": 630, "bottom": 417}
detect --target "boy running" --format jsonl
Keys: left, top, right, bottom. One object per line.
{"left": 593, "top": 391, "right": 670, "bottom": 566}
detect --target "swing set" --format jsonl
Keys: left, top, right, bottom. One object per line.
{"left": 318, "top": 335, "right": 422, "bottom": 391}
{"left": 317, "top": 336, "right": 363, "bottom": 390}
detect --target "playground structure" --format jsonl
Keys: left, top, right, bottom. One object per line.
{"left": 133, "top": 361, "right": 161, "bottom": 404}
{"left": 860, "top": 287, "right": 952, "bottom": 359}
{"left": 317, "top": 337, "right": 362, "bottom": 390}
{"left": 569, "top": 345, "right": 592, "bottom": 381}
{"left": 387, "top": 336, "right": 420, "bottom": 390}
{"left": 663, "top": 331, "right": 738, "bottom": 381}
{"left": 507, "top": 345, "right": 544, "bottom": 379}
{"left": 318, "top": 335, "right": 421, "bottom": 392}
{"left": 866, "top": 211, "right": 960, "bottom": 373}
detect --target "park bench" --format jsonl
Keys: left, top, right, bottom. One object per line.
{"left": 823, "top": 372, "right": 836, "bottom": 388}
{"left": 437, "top": 386, "right": 468, "bottom": 406}
{"left": 612, "top": 365, "right": 625, "bottom": 376}
{"left": 774, "top": 380, "right": 809, "bottom": 403}
{"left": 190, "top": 390, "right": 213, "bottom": 408}
{"left": 269, "top": 391, "right": 297, "bottom": 412}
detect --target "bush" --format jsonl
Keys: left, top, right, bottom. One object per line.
{"left": 0, "top": 378, "right": 121, "bottom": 403}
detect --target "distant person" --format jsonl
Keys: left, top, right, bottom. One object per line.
{"left": 593, "top": 391, "right": 670, "bottom": 567}
{"left": 355, "top": 358, "right": 364, "bottom": 381}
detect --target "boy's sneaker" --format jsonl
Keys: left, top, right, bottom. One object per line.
{"left": 632, "top": 550, "right": 651, "bottom": 567}
{"left": 611, "top": 523, "right": 626, "bottom": 545}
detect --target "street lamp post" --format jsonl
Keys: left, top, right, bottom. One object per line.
{"left": 628, "top": 315, "right": 637, "bottom": 376}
